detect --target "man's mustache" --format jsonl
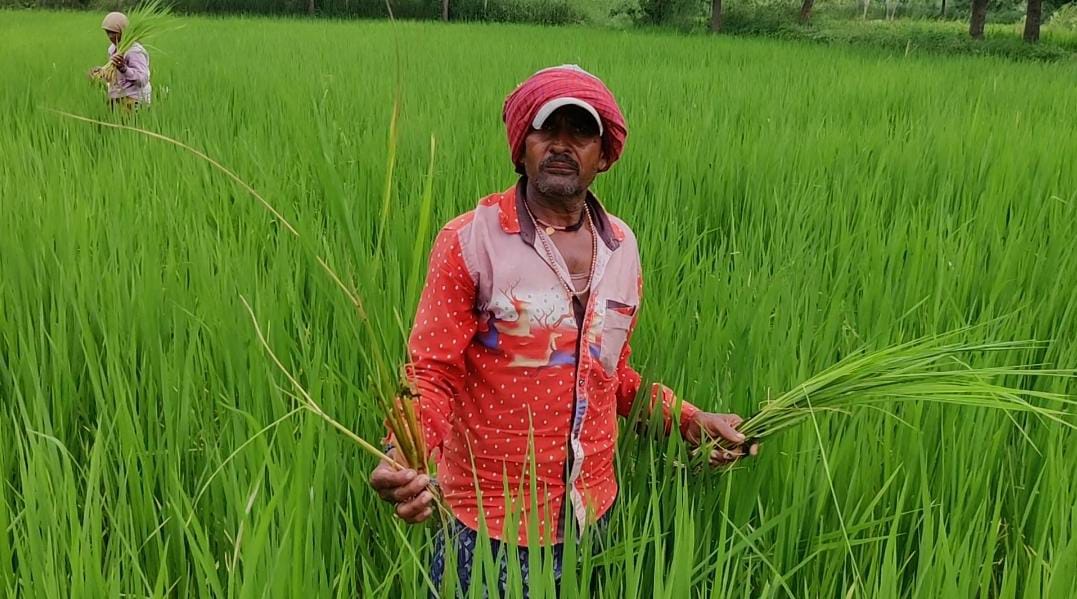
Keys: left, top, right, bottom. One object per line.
{"left": 541, "top": 155, "right": 579, "bottom": 172}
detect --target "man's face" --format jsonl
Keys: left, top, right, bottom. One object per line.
{"left": 521, "top": 105, "right": 609, "bottom": 198}
{"left": 107, "top": 30, "right": 121, "bottom": 45}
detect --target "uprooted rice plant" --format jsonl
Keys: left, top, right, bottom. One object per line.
{"left": 2, "top": 10, "right": 1076, "bottom": 598}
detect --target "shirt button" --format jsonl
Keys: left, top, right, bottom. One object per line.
{"left": 577, "top": 380, "right": 585, "bottom": 387}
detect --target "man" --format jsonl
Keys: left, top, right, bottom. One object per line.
{"left": 89, "top": 12, "right": 152, "bottom": 110}
{"left": 370, "top": 65, "right": 757, "bottom": 594}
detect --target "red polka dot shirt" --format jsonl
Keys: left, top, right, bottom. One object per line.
{"left": 405, "top": 181, "right": 699, "bottom": 547}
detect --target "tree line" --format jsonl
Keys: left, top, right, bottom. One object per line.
{"left": 5, "top": 0, "right": 1064, "bottom": 41}
{"left": 717, "top": 0, "right": 1050, "bottom": 42}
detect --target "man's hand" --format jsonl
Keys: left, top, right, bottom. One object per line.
{"left": 683, "top": 412, "right": 760, "bottom": 466}
{"left": 368, "top": 450, "right": 436, "bottom": 524}
{"left": 109, "top": 54, "right": 127, "bottom": 72}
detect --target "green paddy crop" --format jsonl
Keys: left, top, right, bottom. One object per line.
{"left": 1, "top": 10, "right": 1076, "bottom": 598}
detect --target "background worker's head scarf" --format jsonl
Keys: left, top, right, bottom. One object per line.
{"left": 102, "top": 12, "right": 129, "bottom": 33}
{"left": 502, "top": 65, "right": 628, "bottom": 173}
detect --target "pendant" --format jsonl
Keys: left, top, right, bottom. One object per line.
{"left": 545, "top": 226, "right": 556, "bottom": 235}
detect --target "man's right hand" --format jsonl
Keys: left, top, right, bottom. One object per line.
{"left": 369, "top": 451, "right": 436, "bottom": 524}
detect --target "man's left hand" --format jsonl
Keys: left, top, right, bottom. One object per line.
{"left": 683, "top": 412, "right": 759, "bottom": 466}
{"left": 110, "top": 54, "right": 126, "bottom": 72}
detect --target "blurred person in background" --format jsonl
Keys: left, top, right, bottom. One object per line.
{"left": 89, "top": 12, "right": 152, "bottom": 110}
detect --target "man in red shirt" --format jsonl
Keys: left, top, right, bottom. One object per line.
{"left": 370, "top": 65, "right": 757, "bottom": 594}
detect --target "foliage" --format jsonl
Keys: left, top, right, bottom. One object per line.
{"left": 451, "top": 0, "right": 587, "bottom": 24}
{"left": 721, "top": 9, "right": 1077, "bottom": 59}
{"left": 610, "top": 0, "right": 707, "bottom": 27}
{"left": 1048, "top": 2, "right": 1077, "bottom": 30}
{"left": 0, "top": 0, "right": 591, "bottom": 21}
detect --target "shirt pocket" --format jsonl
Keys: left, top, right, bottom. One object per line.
{"left": 598, "top": 299, "right": 636, "bottom": 374}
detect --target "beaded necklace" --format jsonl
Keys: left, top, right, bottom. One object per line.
{"left": 522, "top": 199, "right": 598, "bottom": 298}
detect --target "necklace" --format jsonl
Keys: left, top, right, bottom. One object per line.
{"left": 532, "top": 208, "right": 587, "bottom": 236}
{"left": 524, "top": 200, "right": 598, "bottom": 298}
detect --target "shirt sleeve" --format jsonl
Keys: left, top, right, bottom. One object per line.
{"left": 404, "top": 226, "right": 478, "bottom": 454}
{"left": 614, "top": 276, "right": 699, "bottom": 435}
{"left": 121, "top": 47, "right": 150, "bottom": 87}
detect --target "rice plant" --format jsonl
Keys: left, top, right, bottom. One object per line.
{"left": 1, "top": 10, "right": 1076, "bottom": 598}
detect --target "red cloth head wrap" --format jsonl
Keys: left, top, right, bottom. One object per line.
{"left": 502, "top": 65, "right": 627, "bottom": 173}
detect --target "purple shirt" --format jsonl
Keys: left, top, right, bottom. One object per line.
{"left": 107, "top": 43, "right": 152, "bottom": 103}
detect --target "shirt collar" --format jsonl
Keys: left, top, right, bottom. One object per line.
{"left": 499, "top": 178, "right": 623, "bottom": 251}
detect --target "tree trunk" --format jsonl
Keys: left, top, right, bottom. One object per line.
{"left": 442, "top": 0, "right": 450, "bottom": 21}
{"left": 862, "top": 0, "right": 871, "bottom": 19}
{"left": 710, "top": 0, "right": 723, "bottom": 31}
{"left": 1023, "top": 0, "right": 1042, "bottom": 42}
{"left": 800, "top": 0, "right": 816, "bottom": 23}
{"left": 969, "top": 0, "right": 988, "bottom": 39}
{"left": 307, "top": 0, "right": 315, "bottom": 15}
{"left": 939, "top": 0, "right": 947, "bottom": 19}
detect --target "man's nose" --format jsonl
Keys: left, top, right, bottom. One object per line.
{"left": 548, "top": 128, "right": 573, "bottom": 151}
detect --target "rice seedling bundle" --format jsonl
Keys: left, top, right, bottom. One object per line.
{"left": 702, "top": 336, "right": 1075, "bottom": 455}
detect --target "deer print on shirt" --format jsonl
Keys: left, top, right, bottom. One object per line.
{"left": 478, "top": 282, "right": 578, "bottom": 368}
